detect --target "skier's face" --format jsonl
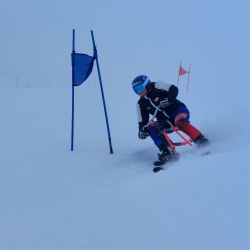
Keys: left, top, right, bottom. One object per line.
{"left": 133, "top": 83, "right": 147, "bottom": 97}
{"left": 138, "top": 88, "right": 147, "bottom": 97}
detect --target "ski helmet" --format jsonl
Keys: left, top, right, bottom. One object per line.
{"left": 132, "top": 75, "right": 150, "bottom": 94}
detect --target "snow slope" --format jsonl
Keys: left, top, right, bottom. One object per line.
{"left": 0, "top": 79, "right": 249, "bottom": 250}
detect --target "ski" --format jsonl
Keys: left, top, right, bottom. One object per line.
{"left": 153, "top": 155, "right": 178, "bottom": 173}
{"left": 153, "top": 160, "right": 167, "bottom": 173}
{"left": 153, "top": 166, "right": 165, "bottom": 173}
{"left": 152, "top": 147, "right": 211, "bottom": 173}
{"left": 201, "top": 150, "right": 211, "bottom": 156}
{"left": 153, "top": 160, "right": 167, "bottom": 166}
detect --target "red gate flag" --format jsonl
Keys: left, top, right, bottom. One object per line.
{"left": 179, "top": 66, "right": 188, "bottom": 76}
{"left": 176, "top": 62, "right": 191, "bottom": 93}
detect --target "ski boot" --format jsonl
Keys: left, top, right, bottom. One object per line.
{"left": 153, "top": 144, "right": 179, "bottom": 172}
{"left": 194, "top": 134, "right": 210, "bottom": 148}
{"left": 158, "top": 144, "right": 179, "bottom": 161}
{"left": 194, "top": 134, "right": 211, "bottom": 155}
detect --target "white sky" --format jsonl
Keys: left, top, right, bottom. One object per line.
{"left": 0, "top": 0, "right": 249, "bottom": 89}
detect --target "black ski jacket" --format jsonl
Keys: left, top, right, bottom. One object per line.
{"left": 137, "top": 81, "right": 186, "bottom": 131}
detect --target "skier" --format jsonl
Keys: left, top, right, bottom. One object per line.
{"left": 132, "top": 75, "right": 210, "bottom": 163}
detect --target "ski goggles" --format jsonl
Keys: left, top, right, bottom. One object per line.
{"left": 133, "top": 84, "right": 145, "bottom": 94}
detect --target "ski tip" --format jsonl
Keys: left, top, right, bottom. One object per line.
{"left": 202, "top": 151, "right": 211, "bottom": 156}
{"left": 153, "top": 167, "right": 164, "bottom": 173}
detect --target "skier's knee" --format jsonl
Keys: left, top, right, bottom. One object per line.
{"left": 176, "top": 118, "right": 189, "bottom": 128}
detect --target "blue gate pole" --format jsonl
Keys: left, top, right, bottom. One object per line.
{"left": 90, "top": 30, "right": 113, "bottom": 154}
{"left": 71, "top": 29, "right": 75, "bottom": 151}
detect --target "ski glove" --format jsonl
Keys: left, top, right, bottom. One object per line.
{"left": 138, "top": 131, "right": 149, "bottom": 139}
{"left": 160, "top": 98, "right": 171, "bottom": 108}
